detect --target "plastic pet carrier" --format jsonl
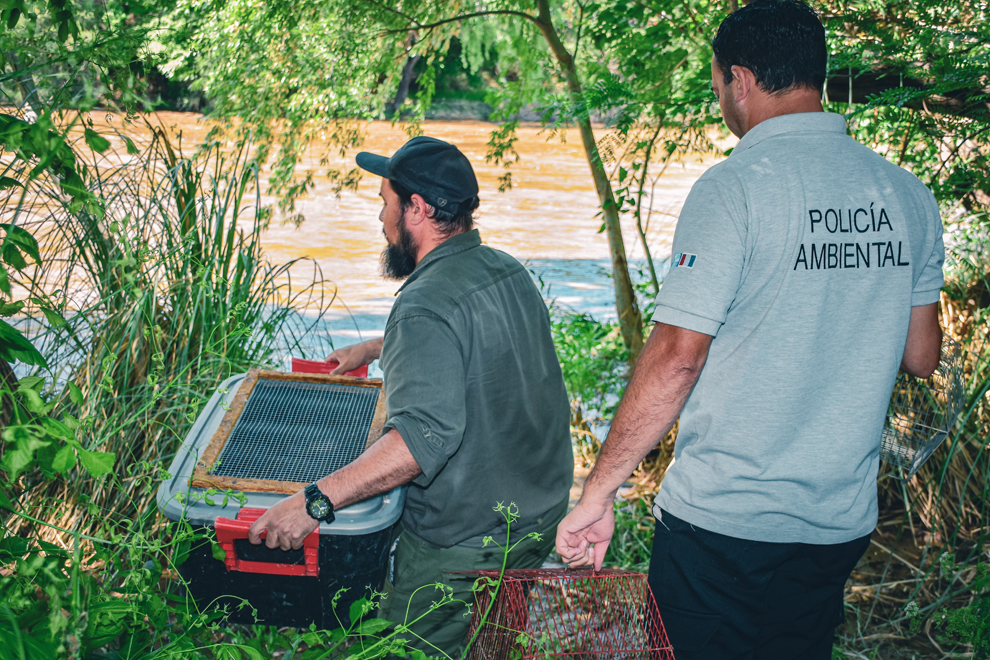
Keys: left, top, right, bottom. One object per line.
{"left": 157, "top": 368, "right": 404, "bottom": 629}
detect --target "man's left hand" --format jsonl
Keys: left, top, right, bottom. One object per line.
{"left": 247, "top": 490, "right": 318, "bottom": 551}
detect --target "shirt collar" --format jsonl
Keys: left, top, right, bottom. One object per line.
{"left": 395, "top": 228, "right": 482, "bottom": 294}
{"left": 732, "top": 112, "right": 847, "bottom": 156}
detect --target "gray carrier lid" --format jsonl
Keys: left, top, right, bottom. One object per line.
{"left": 156, "top": 372, "right": 405, "bottom": 534}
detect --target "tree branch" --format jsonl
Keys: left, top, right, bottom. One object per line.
{"left": 376, "top": 8, "right": 540, "bottom": 34}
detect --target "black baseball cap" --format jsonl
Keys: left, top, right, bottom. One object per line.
{"left": 355, "top": 136, "right": 480, "bottom": 216}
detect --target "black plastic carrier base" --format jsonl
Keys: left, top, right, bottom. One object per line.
{"left": 180, "top": 523, "right": 394, "bottom": 629}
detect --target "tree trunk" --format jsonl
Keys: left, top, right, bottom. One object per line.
{"left": 389, "top": 31, "right": 421, "bottom": 115}
{"left": 534, "top": 0, "right": 645, "bottom": 360}
{"left": 7, "top": 52, "right": 43, "bottom": 119}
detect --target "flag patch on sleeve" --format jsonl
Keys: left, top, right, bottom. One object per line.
{"left": 673, "top": 253, "right": 697, "bottom": 268}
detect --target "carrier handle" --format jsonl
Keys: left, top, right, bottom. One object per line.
{"left": 214, "top": 508, "right": 320, "bottom": 577}
{"left": 292, "top": 357, "right": 368, "bottom": 379}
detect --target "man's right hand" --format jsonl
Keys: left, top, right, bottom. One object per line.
{"left": 326, "top": 338, "right": 383, "bottom": 375}
{"left": 556, "top": 498, "right": 616, "bottom": 572}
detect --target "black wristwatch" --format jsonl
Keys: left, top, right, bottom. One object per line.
{"left": 304, "top": 483, "right": 335, "bottom": 523}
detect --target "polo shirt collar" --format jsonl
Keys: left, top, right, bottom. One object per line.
{"left": 732, "top": 112, "right": 847, "bottom": 156}
{"left": 395, "top": 229, "right": 481, "bottom": 294}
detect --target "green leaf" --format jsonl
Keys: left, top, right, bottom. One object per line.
{"left": 0, "top": 224, "right": 40, "bottom": 262}
{"left": 349, "top": 597, "right": 372, "bottom": 626}
{"left": 2, "top": 243, "right": 27, "bottom": 270}
{"left": 0, "top": 318, "right": 47, "bottom": 367}
{"left": 18, "top": 386, "right": 47, "bottom": 414}
{"left": 0, "top": 300, "right": 23, "bottom": 316}
{"left": 0, "top": 488, "right": 13, "bottom": 511}
{"left": 231, "top": 644, "right": 265, "bottom": 660}
{"left": 17, "top": 375, "right": 43, "bottom": 390}
{"left": 84, "top": 128, "right": 110, "bottom": 153}
{"left": 40, "top": 306, "right": 66, "bottom": 327}
{"left": 0, "top": 264, "right": 8, "bottom": 295}
{"left": 40, "top": 417, "right": 74, "bottom": 440}
{"left": 0, "top": 176, "right": 22, "bottom": 190}
{"left": 67, "top": 382, "right": 83, "bottom": 406}
{"left": 211, "top": 540, "right": 226, "bottom": 562}
{"left": 77, "top": 447, "right": 115, "bottom": 477}
{"left": 124, "top": 136, "right": 139, "bottom": 155}
{"left": 52, "top": 444, "right": 76, "bottom": 473}
{"left": 355, "top": 618, "right": 390, "bottom": 636}
{"left": 174, "top": 539, "right": 191, "bottom": 566}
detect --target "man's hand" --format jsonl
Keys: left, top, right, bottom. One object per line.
{"left": 556, "top": 499, "right": 616, "bottom": 571}
{"left": 326, "top": 338, "right": 383, "bottom": 375}
{"left": 247, "top": 490, "right": 318, "bottom": 551}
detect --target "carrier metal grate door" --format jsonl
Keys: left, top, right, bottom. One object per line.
{"left": 209, "top": 379, "right": 380, "bottom": 483}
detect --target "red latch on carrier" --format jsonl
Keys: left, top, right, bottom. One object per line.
{"left": 214, "top": 508, "right": 320, "bottom": 577}
{"left": 292, "top": 358, "right": 368, "bottom": 379}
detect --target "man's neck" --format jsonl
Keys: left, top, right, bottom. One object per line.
{"left": 414, "top": 226, "right": 468, "bottom": 265}
{"left": 740, "top": 87, "right": 824, "bottom": 137}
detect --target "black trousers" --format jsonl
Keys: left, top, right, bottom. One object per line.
{"left": 648, "top": 509, "right": 871, "bottom": 660}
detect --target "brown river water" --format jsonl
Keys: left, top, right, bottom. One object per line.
{"left": 83, "top": 112, "right": 731, "bottom": 360}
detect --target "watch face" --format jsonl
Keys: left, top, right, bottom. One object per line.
{"left": 307, "top": 498, "right": 330, "bottom": 519}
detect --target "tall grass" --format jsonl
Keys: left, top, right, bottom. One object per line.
{"left": 2, "top": 119, "right": 334, "bottom": 543}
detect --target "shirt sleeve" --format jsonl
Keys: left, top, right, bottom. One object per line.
{"left": 911, "top": 190, "right": 945, "bottom": 306}
{"left": 652, "top": 178, "right": 748, "bottom": 336}
{"left": 379, "top": 313, "right": 466, "bottom": 487}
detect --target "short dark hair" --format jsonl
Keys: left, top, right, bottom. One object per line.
{"left": 712, "top": 0, "right": 827, "bottom": 94}
{"left": 390, "top": 178, "right": 478, "bottom": 237}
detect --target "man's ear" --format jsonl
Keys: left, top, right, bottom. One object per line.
{"left": 730, "top": 65, "right": 757, "bottom": 102}
{"left": 405, "top": 193, "right": 430, "bottom": 228}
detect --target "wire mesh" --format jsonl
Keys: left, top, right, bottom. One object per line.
{"left": 880, "top": 340, "right": 967, "bottom": 479}
{"left": 465, "top": 568, "right": 673, "bottom": 659}
{"left": 211, "top": 378, "right": 379, "bottom": 482}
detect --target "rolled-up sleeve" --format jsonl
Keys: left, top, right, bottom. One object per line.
{"left": 379, "top": 313, "right": 466, "bottom": 486}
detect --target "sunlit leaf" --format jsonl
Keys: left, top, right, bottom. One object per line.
{"left": 84, "top": 128, "right": 111, "bottom": 153}
{"left": 211, "top": 540, "right": 226, "bottom": 562}
{"left": 67, "top": 382, "right": 83, "bottom": 406}
{"left": 77, "top": 447, "right": 115, "bottom": 477}
{"left": 52, "top": 444, "right": 76, "bottom": 473}
{"left": 355, "top": 618, "right": 390, "bottom": 636}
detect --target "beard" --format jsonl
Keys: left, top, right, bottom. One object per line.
{"left": 380, "top": 214, "right": 418, "bottom": 280}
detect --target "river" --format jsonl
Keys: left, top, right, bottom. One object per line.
{"left": 93, "top": 112, "right": 730, "bottom": 367}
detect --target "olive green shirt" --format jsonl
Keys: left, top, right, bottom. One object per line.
{"left": 380, "top": 229, "right": 573, "bottom": 548}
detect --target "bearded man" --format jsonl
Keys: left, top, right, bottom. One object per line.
{"left": 249, "top": 136, "right": 573, "bottom": 657}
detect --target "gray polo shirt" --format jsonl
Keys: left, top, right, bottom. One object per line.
{"left": 380, "top": 229, "right": 573, "bottom": 548}
{"left": 653, "top": 112, "right": 944, "bottom": 544}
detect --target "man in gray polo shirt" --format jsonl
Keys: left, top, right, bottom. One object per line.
{"left": 558, "top": 1, "right": 943, "bottom": 658}
{"left": 249, "top": 136, "right": 573, "bottom": 657}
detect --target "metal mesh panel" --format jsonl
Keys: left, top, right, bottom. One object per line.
{"left": 211, "top": 379, "right": 379, "bottom": 482}
{"left": 880, "top": 340, "right": 967, "bottom": 480}
{"left": 465, "top": 568, "right": 673, "bottom": 659}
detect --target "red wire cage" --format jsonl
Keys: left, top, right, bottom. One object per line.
{"left": 464, "top": 568, "right": 674, "bottom": 659}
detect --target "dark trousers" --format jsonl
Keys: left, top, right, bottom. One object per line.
{"left": 648, "top": 509, "right": 870, "bottom": 660}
